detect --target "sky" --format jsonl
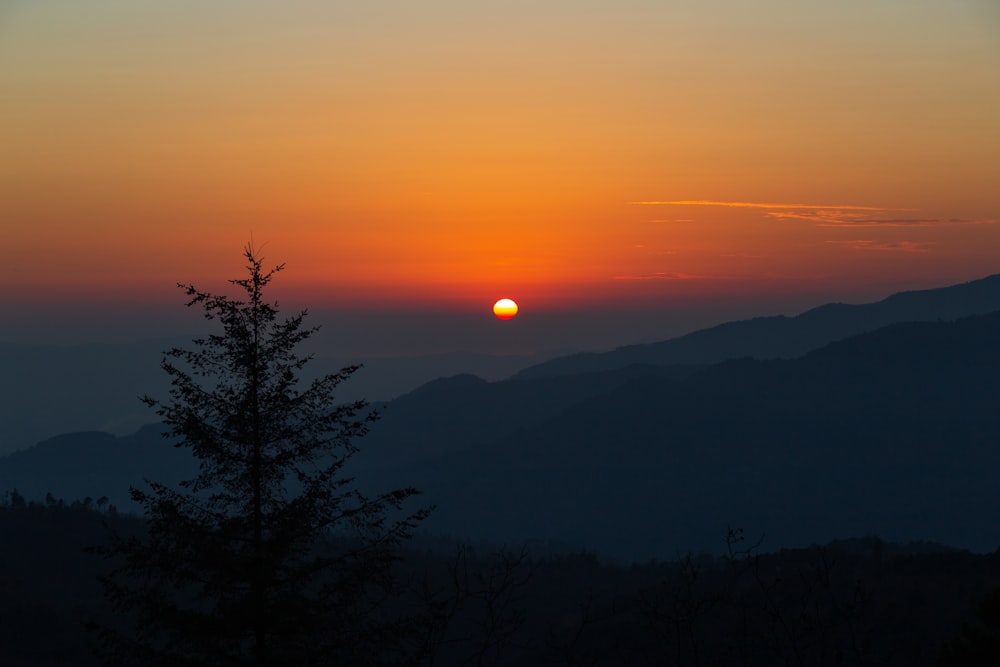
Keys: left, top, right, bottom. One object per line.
{"left": 2, "top": 0, "right": 999, "bottom": 355}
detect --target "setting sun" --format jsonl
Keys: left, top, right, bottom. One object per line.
{"left": 493, "top": 298, "right": 518, "bottom": 320}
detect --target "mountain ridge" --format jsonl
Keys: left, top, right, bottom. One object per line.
{"left": 514, "top": 273, "right": 1000, "bottom": 379}
{"left": 7, "top": 311, "right": 999, "bottom": 561}
{"left": 361, "top": 311, "right": 1000, "bottom": 559}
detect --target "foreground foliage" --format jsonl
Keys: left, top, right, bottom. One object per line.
{"left": 3, "top": 493, "right": 999, "bottom": 666}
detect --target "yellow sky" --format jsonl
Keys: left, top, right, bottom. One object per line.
{"left": 2, "top": 0, "right": 998, "bottom": 311}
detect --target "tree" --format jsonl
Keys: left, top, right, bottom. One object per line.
{"left": 92, "top": 246, "right": 430, "bottom": 666}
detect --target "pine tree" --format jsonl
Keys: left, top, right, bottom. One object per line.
{"left": 92, "top": 246, "right": 429, "bottom": 666}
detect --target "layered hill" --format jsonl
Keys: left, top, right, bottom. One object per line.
{"left": 7, "top": 309, "right": 999, "bottom": 561}
{"left": 358, "top": 311, "right": 1000, "bottom": 559}
{"left": 514, "top": 273, "right": 1000, "bottom": 379}
{"left": 0, "top": 337, "right": 554, "bottom": 456}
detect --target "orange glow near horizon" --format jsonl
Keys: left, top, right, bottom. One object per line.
{"left": 1, "top": 2, "right": 998, "bottom": 314}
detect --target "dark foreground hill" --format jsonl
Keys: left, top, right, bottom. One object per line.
{"left": 3, "top": 496, "right": 1000, "bottom": 666}
{"left": 8, "top": 312, "right": 1000, "bottom": 562}
{"left": 514, "top": 273, "right": 1000, "bottom": 379}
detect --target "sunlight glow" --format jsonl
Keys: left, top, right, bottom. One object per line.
{"left": 492, "top": 298, "right": 519, "bottom": 320}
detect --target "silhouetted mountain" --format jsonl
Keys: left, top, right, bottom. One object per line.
{"left": 6, "top": 311, "right": 1000, "bottom": 562}
{"left": 0, "top": 424, "right": 193, "bottom": 507}
{"left": 357, "top": 312, "right": 1000, "bottom": 560}
{"left": 514, "top": 273, "right": 1000, "bottom": 379}
{"left": 363, "top": 363, "right": 705, "bottom": 464}
{"left": 0, "top": 338, "right": 178, "bottom": 457}
{"left": 6, "top": 274, "right": 998, "bottom": 457}
{"left": 0, "top": 337, "right": 558, "bottom": 456}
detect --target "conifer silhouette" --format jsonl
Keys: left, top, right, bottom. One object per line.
{"left": 92, "top": 245, "right": 429, "bottom": 666}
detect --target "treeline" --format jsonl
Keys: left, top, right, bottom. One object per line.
{"left": 2, "top": 493, "right": 998, "bottom": 666}
{"left": 0, "top": 491, "right": 138, "bottom": 666}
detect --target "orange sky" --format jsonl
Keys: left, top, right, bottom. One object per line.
{"left": 2, "top": 0, "right": 999, "bottom": 314}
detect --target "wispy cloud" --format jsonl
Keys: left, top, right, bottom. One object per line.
{"left": 613, "top": 271, "right": 704, "bottom": 281}
{"left": 767, "top": 210, "right": 973, "bottom": 227}
{"left": 631, "top": 200, "right": 894, "bottom": 211}
{"left": 719, "top": 252, "right": 767, "bottom": 259}
{"left": 630, "top": 200, "right": 992, "bottom": 229}
{"left": 825, "top": 240, "right": 935, "bottom": 253}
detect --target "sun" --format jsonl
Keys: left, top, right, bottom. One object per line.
{"left": 492, "top": 298, "right": 518, "bottom": 320}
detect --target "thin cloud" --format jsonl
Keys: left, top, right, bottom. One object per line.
{"left": 630, "top": 199, "right": 989, "bottom": 229}
{"left": 818, "top": 218, "right": 962, "bottom": 228}
{"left": 613, "top": 271, "right": 704, "bottom": 281}
{"left": 767, "top": 210, "right": 971, "bottom": 227}
{"left": 631, "top": 246, "right": 679, "bottom": 256}
{"left": 631, "top": 200, "right": 894, "bottom": 211}
{"left": 825, "top": 240, "right": 935, "bottom": 253}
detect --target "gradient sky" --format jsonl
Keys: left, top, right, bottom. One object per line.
{"left": 2, "top": 0, "right": 999, "bottom": 350}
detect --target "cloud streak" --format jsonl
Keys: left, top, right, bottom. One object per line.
{"left": 766, "top": 210, "right": 973, "bottom": 227}
{"left": 825, "top": 240, "right": 935, "bottom": 253}
{"left": 631, "top": 200, "right": 993, "bottom": 229}
{"left": 631, "top": 200, "right": 894, "bottom": 211}
{"left": 613, "top": 271, "right": 704, "bottom": 281}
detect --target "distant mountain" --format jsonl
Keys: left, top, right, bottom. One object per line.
{"left": 361, "top": 363, "right": 706, "bottom": 464}
{"left": 5, "top": 274, "right": 999, "bottom": 456}
{"left": 357, "top": 311, "right": 1000, "bottom": 560}
{"left": 0, "top": 336, "right": 557, "bottom": 456}
{"left": 6, "top": 306, "right": 1000, "bottom": 562}
{"left": 0, "top": 424, "right": 192, "bottom": 506}
{"left": 0, "top": 338, "right": 178, "bottom": 457}
{"left": 514, "top": 273, "right": 1000, "bottom": 379}
{"left": 0, "top": 364, "right": 707, "bottom": 511}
